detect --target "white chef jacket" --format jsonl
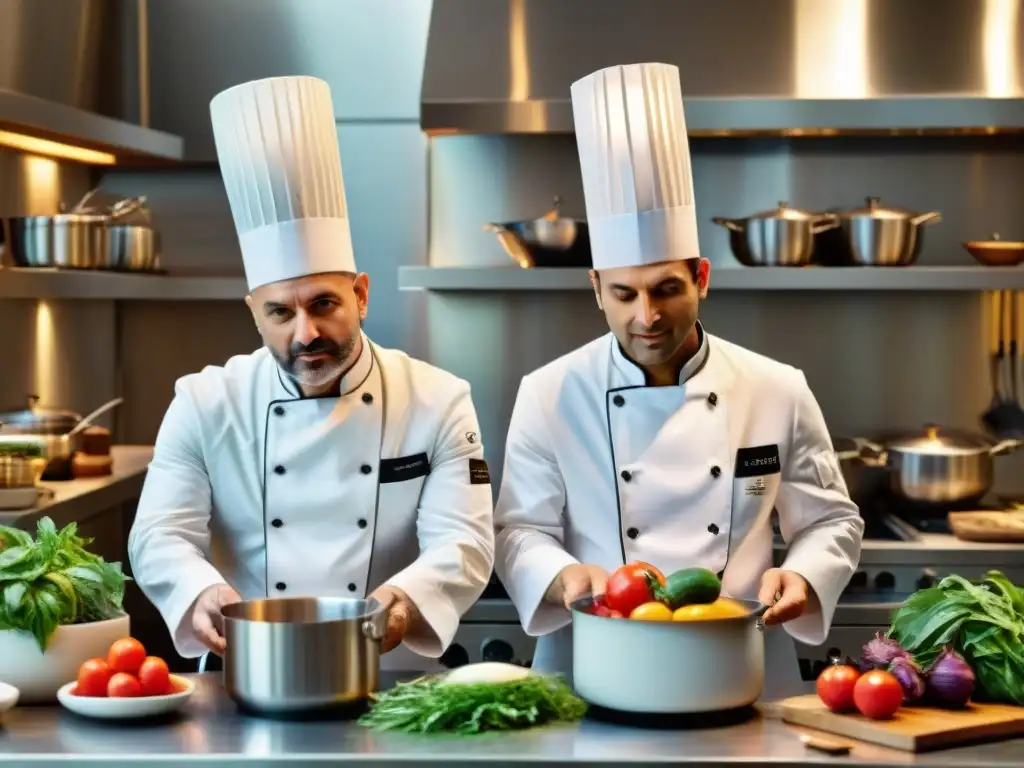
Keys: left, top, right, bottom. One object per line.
{"left": 494, "top": 324, "right": 864, "bottom": 701}
{"left": 128, "top": 333, "right": 495, "bottom": 670}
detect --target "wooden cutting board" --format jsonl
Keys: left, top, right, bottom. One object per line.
{"left": 948, "top": 510, "right": 1024, "bottom": 542}
{"left": 778, "top": 695, "right": 1024, "bottom": 752}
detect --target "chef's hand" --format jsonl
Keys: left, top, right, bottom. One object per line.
{"left": 192, "top": 583, "right": 241, "bottom": 655}
{"left": 369, "top": 585, "right": 422, "bottom": 653}
{"left": 758, "top": 568, "right": 809, "bottom": 626}
{"left": 545, "top": 564, "right": 609, "bottom": 609}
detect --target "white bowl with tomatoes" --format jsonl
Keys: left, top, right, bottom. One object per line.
{"left": 58, "top": 637, "right": 194, "bottom": 720}
{"left": 0, "top": 614, "right": 130, "bottom": 704}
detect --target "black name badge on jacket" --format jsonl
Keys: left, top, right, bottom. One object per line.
{"left": 379, "top": 453, "right": 431, "bottom": 484}
{"left": 735, "top": 444, "right": 780, "bottom": 497}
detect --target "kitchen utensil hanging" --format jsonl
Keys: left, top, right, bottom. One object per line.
{"left": 982, "top": 291, "right": 1024, "bottom": 438}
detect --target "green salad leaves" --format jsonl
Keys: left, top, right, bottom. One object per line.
{"left": 887, "top": 570, "right": 1024, "bottom": 705}
{"left": 359, "top": 672, "right": 587, "bottom": 735}
{"left": 0, "top": 517, "right": 128, "bottom": 651}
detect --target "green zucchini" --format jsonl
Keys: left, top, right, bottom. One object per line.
{"left": 657, "top": 567, "right": 722, "bottom": 609}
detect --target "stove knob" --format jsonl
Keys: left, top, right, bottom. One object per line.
{"left": 439, "top": 643, "right": 469, "bottom": 669}
{"left": 481, "top": 638, "right": 514, "bottom": 663}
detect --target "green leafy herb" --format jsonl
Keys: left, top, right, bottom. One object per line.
{"left": 358, "top": 672, "right": 587, "bottom": 735}
{"left": 0, "top": 516, "right": 128, "bottom": 651}
{"left": 887, "top": 570, "right": 1024, "bottom": 705}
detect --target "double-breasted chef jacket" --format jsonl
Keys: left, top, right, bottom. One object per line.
{"left": 494, "top": 323, "right": 865, "bottom": 701}
{"left": 128, "top": 332, "right": 495, "bottom": 669}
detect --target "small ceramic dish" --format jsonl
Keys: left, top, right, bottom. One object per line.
{"left": 57, "top": 674, "right": 194, "bottom": 720}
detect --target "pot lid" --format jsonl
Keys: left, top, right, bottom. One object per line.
{"left": 886, "top": 426, "right": 989, "bottom": 456}
{"left": 746, "top": 201, "right": 823, "bottom": 221}
{"left": 842, "top": 196, "right": 921, "bottom": 220}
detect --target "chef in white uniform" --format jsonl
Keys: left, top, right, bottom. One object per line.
{"left": 493, "top": 63, "right": 864, "bottom": 702}
{"left": 128, "top": 76, "right": 494, "bottom": 672}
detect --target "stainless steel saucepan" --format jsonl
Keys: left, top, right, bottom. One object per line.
{"left": 833, "top": 197, "right": 941, "bottom": 266}
{"left": 853, "top": 425, "right": 1020, "bottom": 505}
{"left": 485, "top": 196, "right": 591, "bottom": 268}
{"left": 221, "top": 596, "right": 390, "bottom": 716}
{"left": 712, "top": 202, "right": 839, "bottom": 267}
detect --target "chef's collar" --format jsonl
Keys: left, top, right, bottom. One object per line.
{"left": 611, "top": 321, "right": 710, "bottom": 387}
{"left": 275, "top": 331, "right": 374, "bottom": 399}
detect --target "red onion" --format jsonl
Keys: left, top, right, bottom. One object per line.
{"left": 862, "top": 633, "right": 910, "bottom": 670}
{"left": 889, "top": 656, "right": 926, "bottom": 703}
{"left": 926, "top": 648, "right": 975, "bottom": 708}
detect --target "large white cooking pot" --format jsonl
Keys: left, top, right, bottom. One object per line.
{"left": 571, "top": 598, "right": 768, "bottom": 714}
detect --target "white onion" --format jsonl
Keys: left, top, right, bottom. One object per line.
{"left": 440, "top": 662, "right": 532, "bottom": 686}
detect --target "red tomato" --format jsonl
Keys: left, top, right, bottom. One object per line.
{"left": 854, "top": 670, "right": 903, "bottom": 720}
{"left": 107, "top": 638, "right": 147, "bottom": 675}
{"left": 107, "top": 672, "right": 142, "bottom": 698}
{"left": 815, "top": 664, "right": 860, "bottom": 713}
{"left": 75, "top": 658, "right": 113, "bottom": 697}
{"left": 137, "top": 656, "right": 171, "bottom": 697}
{"left": 605, "top": 562, "right": 660, "bottom": 616}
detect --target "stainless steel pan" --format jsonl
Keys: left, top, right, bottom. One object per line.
{"left": 220, "top": 596, "right": 390, "bottom": 716}
{"left": 712, "top": 202, "right": 839, "bottom": 267}
{"left": 485, "top": 196, "right": 591, "bottom": 268}
{"left": 832, "top": 197, "right": 941, "bottom": 266}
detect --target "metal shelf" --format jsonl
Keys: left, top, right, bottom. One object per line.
{"left": 0, "top": 89, "right": 184, "bottom": 164}
{"left": 399, "top": 266, "right": 1024, "bottom": 292}
{"left": 0, "top": 268, "right": 245, "bottom": 300}
{"left": 422, "top": 97, "right": 1024, "bottom": 137}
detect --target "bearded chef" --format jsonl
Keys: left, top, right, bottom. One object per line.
{"left": 128, "top": 75, "right": 494, "bottom": 672}
{"left": 493, "top": 62, "right": 864, "bottom": 702}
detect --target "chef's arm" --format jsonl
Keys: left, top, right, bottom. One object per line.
{"left": 775, "top": 371, "right": 865, "bottom": 646}
{"left": 494, "top": 376, "right": 579, "bottom": 637}
{"left": 127, "top": 386, "right": 229, "bottom": 658}
{"left": 382, "top": 382, "right": 495, "bottom": 657}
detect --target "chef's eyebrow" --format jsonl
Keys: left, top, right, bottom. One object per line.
{"left": 609, "top": 277, "right": 683, "bottom": 292}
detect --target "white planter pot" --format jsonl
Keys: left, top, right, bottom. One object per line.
{"left": 0, "top": 614, "right": 130, "bottom": 703}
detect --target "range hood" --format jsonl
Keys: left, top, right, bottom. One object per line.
{"left": 421, "top": 0, "right": 1024, "bottom": 136}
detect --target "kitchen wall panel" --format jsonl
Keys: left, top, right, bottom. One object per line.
{"left": 144, "top": 0, "right": 431, "bottom": 160}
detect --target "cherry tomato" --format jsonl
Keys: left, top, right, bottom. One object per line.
{"left": 75, "top": 658, "right": 113, "bottom": 697}
{"left": 853, "top": 670, "right": 903, "bottom": 720}
{"left": 629, "top": 601, "right": 674, "bottom": 621}
{"left": 107, "top": 672, "right": 143, "bottom": 698}
{"left": 137, "top": 656, "right": 171, "bottom": 697}
{"left": 592, "top": 603, "right": 624, "bottom": 619}
{"left": 816, "top": 663, "right": 861, "bottom": 713}
{"left": 107, "top": 638, "right": 147, "bottom": 675}
{"left": 605, "top": 562, "right": 660, "bottom": 616}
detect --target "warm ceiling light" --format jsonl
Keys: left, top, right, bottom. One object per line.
{"left": 0, "top": 129, "right": 116, "bottom": 165}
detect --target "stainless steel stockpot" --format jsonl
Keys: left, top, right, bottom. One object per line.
{"left": 221, "top": 596, "right": 389, "bottom": 716}
{"left": 712, "top": 202, "right": 839, "bottom": 267}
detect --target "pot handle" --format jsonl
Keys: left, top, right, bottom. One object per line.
{"left": 990, "top": 438, "right": 1023, "bottom": 457}
{"left": 711, "top": 216, "right": 744, "bottom": 233}
{"left": 910, "top": 211, "right": 942, "bottom": 226}
{"left": 362, "top": 594, "right": 395, "bottom": 643}
{"left": 810, "top": 213, "right": 841, "bottom": 234}
{"left": 847, "top": 436, "right": 887, "bottom": 462}
{"left": 483, "top": 222, "right": 508, "bottom": 234}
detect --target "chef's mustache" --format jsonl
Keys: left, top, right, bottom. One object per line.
{"left": 289, "top": 338, "right": 342, "bottom": 359}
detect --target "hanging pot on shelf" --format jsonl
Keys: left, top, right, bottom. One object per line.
{"left": 832, "top": 197, "right": 941, "bottom": 266}
{"left": 711, "top": 202, "right": 839, "bottom": 267}
{"left": 484, "top": 196, "right": 591, "bottom": 268}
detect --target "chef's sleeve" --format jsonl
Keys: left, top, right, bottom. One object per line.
{"left": 775, "top": 370, "right": 865, "bottom": 646}
{"left": 127, "top": 384, "right": 229, "bottom": 659}
{"left": 493, "top": 375, "right": 580, "bottom": 637}
{"left": 383, "top": 381, "right": 495, "bottom": 657}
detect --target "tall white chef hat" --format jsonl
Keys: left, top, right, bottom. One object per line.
{"left": 571, "top": 63, "right": 699, "bottom": 271}
{"left": 210, "top": 75, "right": 355, "bottom": 291}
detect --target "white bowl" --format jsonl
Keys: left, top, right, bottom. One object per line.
{"left": 0, "top": 614, "right": 130, "bottom": 703}
{"left": 0, "top": 681, "right": 19, "bottom": 713}
{"left": 58, "top": 674, "right": 195, "bottom": 720}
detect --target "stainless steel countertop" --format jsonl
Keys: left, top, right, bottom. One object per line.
{"left": 0, "top": 673, "right": 1021, "bottom": 767}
